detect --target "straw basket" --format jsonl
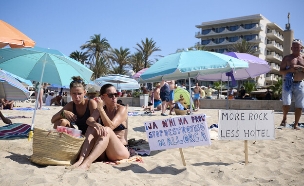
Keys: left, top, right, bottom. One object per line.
{"left": 174, "top": 108, "right": 188, "bottom": 115}
{"left": 30, "top": 128, "right": 85, "bottom": 166}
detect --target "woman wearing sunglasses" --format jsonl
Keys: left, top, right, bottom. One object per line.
{"left": 51, "top": 76, "right": 97, "bottom": 135}
{"left": 72, "top": 83, "right": 129, "bottom": 170}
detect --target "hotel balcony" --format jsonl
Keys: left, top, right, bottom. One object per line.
{"left": 195, "top": 24, "right": 263, "bottom": 38}
{"left": 266, "top": 51, "right": 282, "bottom": 63}
{"left": 266, "top": 41, "right": 283, "bottom": 53}
{"left": 270, "top": 62, "right": 280, "bottom": 73}
{"left": 266, "top": 30, "right": 284, "bottom": 42}
{"left": 265, "top": 73, "right": 278, "bottom": 82}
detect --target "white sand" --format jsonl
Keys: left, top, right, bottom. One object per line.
{"left": 0, "top": 102, "right": 303, "bottom": 186}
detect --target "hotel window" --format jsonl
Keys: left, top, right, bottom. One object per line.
{"left": 213, "top": 38, "right": 225, "bottom": 44}
{"left": 214, "top": 27, "right": 225, "bottom": 33}
{"left": 228, "top": 36, "right": 239, "bottom": 42}
{"left": 201, "top": 40, "right": 210, "bottom": 45}
{"left": 228, "top": 25, "right": 239, "bottom": 31}
{"left": 243, "top": 34, "right": 258, "bottom": 41}
{"left": 244, "top": 23, "right": 258, "bottom": 29}
{"left": 201, "top": 29, "right": 211, "bottom": 35}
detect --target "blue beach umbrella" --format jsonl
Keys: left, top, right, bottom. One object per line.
{"left": 139, "top": 50, "right": 249, "bottom": 82}
{"left": 0, "top": 69, "right": 30, "bottom": 101}
{"left": 0, "top": 47, "right": 93, "bottom": 139}
{"left": 139, "top": 50, "right": 249, "bottom": 113}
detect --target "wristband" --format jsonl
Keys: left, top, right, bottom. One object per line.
{"left": 61, "top": 110, "right": 65, "bottom": 119}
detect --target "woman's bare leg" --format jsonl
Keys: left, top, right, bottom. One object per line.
{"left": 71, "top": 126, "right": 98, "bottom": 168}
{"left": 77, "top": 127, "right": 129, "bottom": 170}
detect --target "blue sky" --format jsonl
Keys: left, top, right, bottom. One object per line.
{"left": 2, "top": 0, "right": 303, "bottom": 60}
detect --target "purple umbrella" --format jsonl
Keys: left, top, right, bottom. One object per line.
{"left": 197, "top": 52, "right": 271, "bottom": 81}
{"left": 132, "top": 68, "right": 148, "bottom": 79}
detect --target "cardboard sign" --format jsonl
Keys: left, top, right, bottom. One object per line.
{"left": 144, "top": 114, "right": 211, "bottom": 151}
{"left": 218, "top": 110, "right": 275, "bottom": 140}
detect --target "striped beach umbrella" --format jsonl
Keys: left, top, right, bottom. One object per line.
{"left": 0, "top": 69, "right": 30, "bottom": 101}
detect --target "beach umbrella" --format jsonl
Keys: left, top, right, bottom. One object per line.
{"left": 1, "top": 70, "right": 33, "bottom": 87}
{"left": 0, "top": 20, "right": 35, "bottom": 48}
{"left": 0, "top": 46, "right": 93, "bottom": 139}
{"left": 94, "top": 74, "right": 140, "bottom": 90}
{"left": 132, "top": 68, "right": 148, "bottom": 80}
{"left": 0, "top": 69, "right": 30, "bottom": 101}
{"left": 174, "top": 87, "right": 191, "bottom": 107}
{"left": 139, "top": 50, "right": 248, "bottom": 112}
{"left": 197, "top": 52, "right": 271, "bottom": 81}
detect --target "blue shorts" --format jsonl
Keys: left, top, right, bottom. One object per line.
{"left": 154, "top": 99, "right": 162, "bottom": 108}
{"left": 169, "top": 90, "right": 174, "bottom": 101}
{"left": 193, "top": 93, "right": 200, "bottom": 100}
{"left": 282, "top": 81, "right": 304, "bottom": 108}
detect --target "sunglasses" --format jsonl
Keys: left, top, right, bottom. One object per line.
{"left": 104, "top": 93, "right": 118, "bottom": 98}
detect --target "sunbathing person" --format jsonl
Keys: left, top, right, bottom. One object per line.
{"left": 72, "top": 83, "right": 129, "bottom": 170}
{"left": 0, "top": 98, "right": 14, "bottom": 110}
{"left": 51, "top": 76, "right": 97, "bottom": 135}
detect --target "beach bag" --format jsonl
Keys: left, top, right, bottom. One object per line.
{"left": 30, "top": 128, "right": 85, "bottom": 166}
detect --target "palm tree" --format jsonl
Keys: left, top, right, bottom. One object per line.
{"left": 107, "top": 47, "right": 131, "bottom": 75}
{"left": 69, "top": 51, "right": 88, "bottom": 65}
{"left": 129, "top": 52, "right": 145, "bottom": 73}
{"left": 81, "top": 34, "right": 111, "bottom": 65}
{"left": 135, "top": 38, "right": 161, "bottom": 68}
{"left": 228, "top": 39, "right": 257, "bottom": 54}
{"left": 213, "top": 81, "right": 224, "bottom": 99}
{"left": 269, "top": 78, "right": 282, "bottom": 100}
{"left": 243, "top": 81, "right": 256, "bottom": 95}
{"left": 90, "top": 57, "right": 109, "bottom": 80}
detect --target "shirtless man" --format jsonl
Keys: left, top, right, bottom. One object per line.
{"left": 153, "top": 83, "right": 162, "bottom": 111}
{"left": 279, "top": 39, "right": 304, "bottom": 130}
{"left": 193, "top": 83, "right": 202, "bottom": 111}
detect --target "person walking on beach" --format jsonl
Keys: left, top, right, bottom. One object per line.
{"left": 193, "top": 83, "right": 202, "bottom": 111}
{"left": 279, "top": 39, "right": 304, "bottom": 130}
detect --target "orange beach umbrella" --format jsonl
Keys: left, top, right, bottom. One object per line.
{"left": 0, "top": 20, "right": 35, "bottom": 48}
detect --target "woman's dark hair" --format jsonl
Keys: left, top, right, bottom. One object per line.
{"left": 100, "top": 84, "right": 114, "bottom": 95}
{"left": 69, "top": 76, "right": 86, "bottom": 89}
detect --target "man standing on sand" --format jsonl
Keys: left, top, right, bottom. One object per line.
{"left": 167, "top": 80, "right": 175, "bottom": 115}
{"left": 153, "top": 83, "right": 162, "bottom": 111}
{"left": 193, "top": 83, "right": 202, "bottom": 111}
{"left": 279, "top": 39, "right": 304, "bottom": 130}
{"left": 160, "top": 80, "right": 170, "bottom": 116}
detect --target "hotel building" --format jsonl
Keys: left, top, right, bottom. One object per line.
{"left": 195, "top": 14, "right": 284, "bottom": 86}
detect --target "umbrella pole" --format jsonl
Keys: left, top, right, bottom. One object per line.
{"left": 28, "top": 59, "right": 46, "bottom": 141}
{"left": 188, "top": 74, "right": 193, "bottom": 114}
{"left": 226, "top": 76, "right": 229, "bottom": 110}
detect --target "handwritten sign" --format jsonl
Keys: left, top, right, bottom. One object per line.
{"left": 218, "top": 110, "right": 275, "bottom": 140}
{"left": 144, "top": 114, "right": 211, "bottom": 151}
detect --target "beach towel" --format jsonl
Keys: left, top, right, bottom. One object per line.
{"left": 13, "top": 107, "right": 50, "bottom": 111}
{"left": 0, "top": 123, "right": 31, "bottom": 139}
{"left": 104, "top": 155, "right": 144, "bottom": 165}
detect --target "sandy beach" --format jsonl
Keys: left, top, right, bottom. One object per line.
{"left": 0, "top": 102, "right": 303, "bottom": 186}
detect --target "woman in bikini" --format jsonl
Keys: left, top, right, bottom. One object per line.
{"left": 72, "top": 83, "right": 129, "bottom": 170}
{"left": 51, "top": 76, "right": 97, "bottom": 135}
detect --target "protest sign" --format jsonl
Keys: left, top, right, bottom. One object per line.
{"left": 144, "top": 114, "right": 211, "bottom": 151}
{"left": 219, "top": 110, "right": 274, "bottom": 140}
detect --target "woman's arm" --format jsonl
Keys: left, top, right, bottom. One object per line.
{"left": 51, "top": 102, "right": 72, "bottom": 123}
{"left": 99, "top": 105, "right": 127, "bottom": 130}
